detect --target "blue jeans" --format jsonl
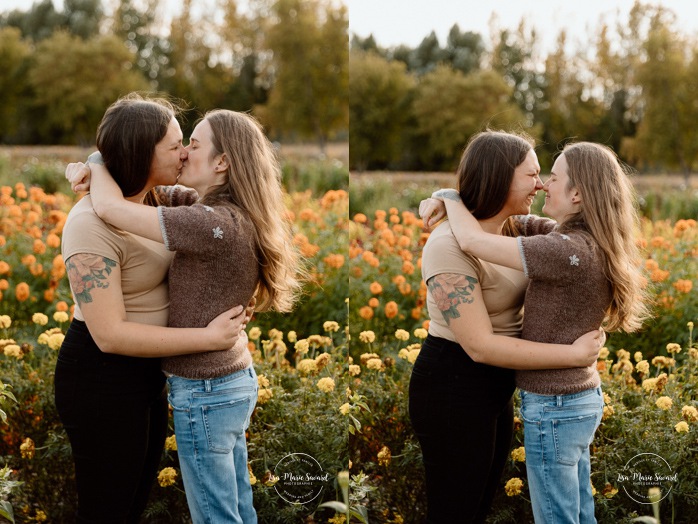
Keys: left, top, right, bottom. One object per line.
{"left": 168, "top": 367, "right": 258, "bottom": 524}
{"left": 520, "top": 386, "right": 604, "bottom": 524}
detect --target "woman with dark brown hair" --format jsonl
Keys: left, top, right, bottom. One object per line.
{"left": 55, "top": 94, "right": 249, "bottom": 523}
{"left": 408, "top": 130, "right": 604, "bottom": 523}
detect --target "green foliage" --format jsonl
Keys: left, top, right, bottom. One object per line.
{"left": 281, "top": 157, "right": 349, "bottom": 196}
{"left": 264, "top": 0, "right": 349, "bottom": 148}
{"left": 349, "top": 50, "right": 415, "bottom": 171}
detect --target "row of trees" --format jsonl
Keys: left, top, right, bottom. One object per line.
{"left": 0, "top": 0, "right": 348, "bottom": 147}
{"left": 350, "top": 1, "right": 698, "bottom": 177}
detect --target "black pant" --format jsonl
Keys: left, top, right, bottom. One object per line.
{"left": 409, "top": 335, "right": 515, "bottom": 524}
{"left": 54, "top": 320, "right": 168, "bottom": 524}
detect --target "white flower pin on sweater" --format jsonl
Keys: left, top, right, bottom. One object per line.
{"left": 569, "top": 254, "right": 580, "bottom": 266}
{"left": 213, "top": 226, "right": 223, "bottom": 239}
{"left": 561, "top": 234, "right": 570, "bottom": 240}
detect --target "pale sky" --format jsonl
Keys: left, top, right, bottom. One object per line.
{"left": 349, "top": 0, "right": 698, "bottom": 52}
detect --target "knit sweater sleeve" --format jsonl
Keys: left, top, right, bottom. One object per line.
{"left": 154, "top": 185, "right": 199, "bottom": 207}
{"left": 517, "top": 231, "right": 596, "bottom": 283}
{"left": 157, "top": 204, "right": 251, "bottom": 255}
{"left": 514, "top": 214, "right": 557, "bottom": 236}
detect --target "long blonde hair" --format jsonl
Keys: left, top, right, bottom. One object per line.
{"left": 201, "top": 109, "right": 302, "bottom": 312}
{"left": 558, "top": 142, "right": 650, "bottom": 332}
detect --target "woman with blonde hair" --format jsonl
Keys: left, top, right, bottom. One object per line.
{"left": 425, "top": 141, "right": 649, "bottom": 523}
{"left": 75, "top": 109, "right": 302, "bottom": 523}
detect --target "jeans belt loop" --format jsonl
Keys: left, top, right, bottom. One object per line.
{"left": 204, "top": 379, "right": 212, "bottom": 393}
{"left": 556, "top": 395, "right": 563, "bottom": 407}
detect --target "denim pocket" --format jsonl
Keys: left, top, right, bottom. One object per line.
{"left": 202, "top": 397, "right": 252, "bottom": 453}
{"left": 552, "top": 412, "right": 600, "bottom": 466}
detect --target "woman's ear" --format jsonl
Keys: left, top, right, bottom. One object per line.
{"left": 570, "top": 187, "right": 582, "bottom": 204}
{"left": 215, "top": 153, "right": 229, "bottom": 173}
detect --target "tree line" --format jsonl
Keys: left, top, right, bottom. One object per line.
{"left": 349, "top": 1, "right": 698, "bottom": 178}
{"left": 0, "top": 0, "right": 348, "bottom": 147}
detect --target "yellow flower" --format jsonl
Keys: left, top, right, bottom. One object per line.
{"left": 655, "top": 396, "right": 673, "bottom": 410}
{"left": 37, "top": 333, "right": 50, "bottom": 346}
{"left": 248, "top": 327, "right": 262, "bottom": 341}
{"left": 53, "top": 311, "right": 70, "bottom": 323}
{"left": 366, "top": 358, "right": 385, "bottom": 371}
{"left": 616, "top": 349, "right": 630, "bottom": 361}
{"left": 398, "top": 348, "right": 409, "bottom": 360}
{"left": 635, "top": 360, "right": 649, "bottom": 375}
{"left": 505, "top": 477, "right": 524, "bottom": 496}
{"left": 414, "top": 328, "right": 428, "bottom": 339}
{"left": 297, "top": 359, "right": 318, "bottom": 374}
{"left": 3, "top": 344, "right": 22, "bottom": 359}
{"left": 268, "top": 328, "right": 283, "bottom": 340}
{"left": 394, "top": 329, "right": 409, "bottom": 341}
{"left": 675, "top": 421, "right": 689, "bottom": 433}
{"left": 257, "top": 388, "right": 273, "bottom": 404}
{"left": 603, "top": 393, "right": 611, "bottom": 404}
{"left": 377, "top": 445, "right": 391, "bottom": 466}
{"left": 348, "top": 364, "right": 361, "bottom": 376}
{"left": 511, "top": 446, "right": 525, "bottom": 462}
{"left": 165, "top": 435, "right": 178, "bottom": 451}
{"left": 157, "top": 467, "right": 177, "bottom": 487}
{"left": 602, "top": 405, "right": 614, "bottom": 420}
{"left": 339, "top": 403, "right": 351, "bottom": 415}
{"left": 294, "top": 339, "right": 310, "bottom": 355}
{"left": 360, "top": 352, "right": 380, "bottom": 364}
{"left": 681, "top": 405, "right": 698, "bottom": 422}
{"left": 688, "top": 321, "right": 694, "bottom": 329}
{"left": 598, "top": 347, "right": 609, "bottom": 360}
{"left": 317, "top": 377, "right": 336, "bottom": 393}
{"left": 48, "top": 333, "right": 65, "bottom": 350}
{"left": 690, "top": 348, "right": 698, "bottom": 359}
{"left": 359, "top": 331, "right": 376, "bottom": 344}
{"left": 0, "top": 315, "right": 11, "bottom": 329}
{"left": 20, "top": 437, "right": 35, "bottom": 459}
{"left": 287, "top": 331, "right": 297, "bottom": 343}
{"left": 34, "top": 510, "right": 47, "bottom": 522}
{"left": 315, "top": 352, "right": 331, "bottom": 370}
{"left": 328, "top": 515, "right": 347, "bottom": 524}
{"left": 258, "top": 374, "right": 270, "bottom": 389}
{"left": 32, "top": 313, "right": 49, "bottom": 326}
{"left": 666, "top": 343, "right": 682, "bottom": 354}
{"left": 406, "top": 349, "right": 421, "bottom": 364}
{"left": 248, "top": 463, "right": 257, "bottom": 485}
{"left": 323, "top": 321, "right": 340, "bottom": 333}
{"left": 633, "top": 351, "right": 643, "bottom": 363}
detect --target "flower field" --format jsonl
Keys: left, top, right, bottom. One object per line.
{"left": 0, "top": 164, "right": 697, "bottom": 523}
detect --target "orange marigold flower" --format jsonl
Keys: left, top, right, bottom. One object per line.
{"left": 644, "top": 259, "right": 659, "bottom": 271}
{"left": 399, "top": 282, "right": 412, "bottom": 295}
{"left": 369, "top": 282, "right": 383, "bottom": 294}
{"left": 43, "top": 288, "right": 55, "bottom": 302}
{"left": 673, "top": 279, "right": 693, "bottom": 293}
{"left": 349, "top": 245, "right": 363, "bottom": 259}
{"left": 46, "top": 233, "right": 61, "bottom": 249}
{"left": 0, "top": 279, "right": 8, "bottom": 290}
{"left": 0, "top": 235, "right": 5, "bottom": 248}
{"left": 411, "top": 307, "right": 422, "bottom": 320}
{"left": 384, "top": 301, "right": 398, "bottom": 319}
{"left": 300, "top": 243, "right": 320, "bottom": 258}
{"left": 353, "top": 213, "right": 368, "bottom": 224}
{"left": 21, "top": 254, "right": 36, "bottom": 266}
{"left": 650, "top": 236, "right": 665, "bottom": 247}
{"left": 422, "top": 319, "right": 430, "bottom": 330}
{"left": 323, "top": 254, "right": 345, "bottom": 269}
{"left": 368, "top": 297, "right": 379, "bottom": 308}
{"left": 402, "top": 261, "right": 415, "bottom": 275}
{"left": 351, "top": 266, "right": 363, "bottom": 278}
{"left": 392, "top": 275, "right": 406, "bottom": 286}
{"left": 389, "top": 215, "right": 400, "bottom": 224}
{"left": 56, "top": 301, "right": 69, "bottom": 312}
{"left": 650, "top": 269, "right": 670, "bottom": 283}
{"left": 0, "top": 261, "right": 10, "bottom": 275}
{"left": 359, "top": 306, "right": 374, "bottom": 320}
{"left": 15, "top": 282, "right": 30, "bottom": 302}
{"left": 299, "top": 208, "right": 315, "bottom": 221}
{"left": 397, "top": 235, "right": 411, "bottom": 248}
{"left": 375, "top": 210, "right": 387, "bottom": 220}
{"left": 389, "top": 207, "right": 398, "bottom": 215}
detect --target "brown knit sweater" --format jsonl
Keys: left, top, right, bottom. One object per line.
{"left": 515, "top": 216, "right": 612, "bottom": 394}
{"left": 158, "top": 187, "right": 259, "bottom": 379}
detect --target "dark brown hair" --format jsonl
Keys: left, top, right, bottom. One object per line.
{"left": 456, "top": 130, "right": 535, "bottom": 236}
{"left": 96, "top": 93, "right": 178, "bottom": 206}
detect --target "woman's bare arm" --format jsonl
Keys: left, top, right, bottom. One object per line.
{"left": 66, "top": 253, "right": 246, "bottom": 357}
{"left": 427, "top": 273, "right": 602, "bottom": 369}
